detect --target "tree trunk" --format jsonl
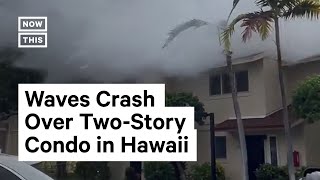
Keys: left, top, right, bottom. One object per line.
{"left": 274, "top": 18, "right": 295, "bottom": 180}
{"left": 174, "top": 162, "right": 186, "bottom": 180}
{"left": 226, "top": 52, "right": 249, "bottom": 180}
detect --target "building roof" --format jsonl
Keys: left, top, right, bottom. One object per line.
{"left": 215, "top": 106, "right": 297, "bottom": 131}
{"left": 283, "top": 54, "right": 320, "bottom": 67}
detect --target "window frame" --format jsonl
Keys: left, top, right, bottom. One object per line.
{"left": 209, "top": 74, "right": 222, "bottom": 95}
{"left": 209, "top": 70, "right": 249, "bottom": 96}
{"left": 269, "top": 136, "right": 279, "bottom": 166}
{"left": 0, "top": 163, "right": 25, "bottom": 180}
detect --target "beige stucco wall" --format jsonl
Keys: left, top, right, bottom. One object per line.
{"left": 193, "top": 129, "right": 242, "bottom": 180}
{"left": 276, "top": 125, "right": 306, "bottom": 167}
{"left": 263, "top": 58, "right": 283, "bottom": 114}
{"left": 304, "top": 121, "right": 320, "bottom": 167}
{"left": 170, "top": 59, "right": 267, "bottom": 124}
{"left": 284, "top": 60, "right": 320, "bottom": 167}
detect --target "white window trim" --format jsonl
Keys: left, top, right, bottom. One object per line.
{"left": 264, "top": 135, "right": 279, "bottom": 166}
{"left": 209, "top": 70, "right": 249, "bottom": 96}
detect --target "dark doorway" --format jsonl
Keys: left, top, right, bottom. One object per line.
{"left": 246, "top": 135, "right": 266, "bottom": 180}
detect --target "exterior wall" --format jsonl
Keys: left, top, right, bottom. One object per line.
{"left": 263, "top": 58, "right": 282, "bottom": 114}
{"left": 276, "top": 125, "right": 306, "bottom": 167}
{"left": 285, "top": 60, "right": 320, "bottom": 167}
{"left": 193, "top": 129, "right": 242, "bottom": 180}
{"left": 304, "top": 121, "right": 320, "bottom": 167}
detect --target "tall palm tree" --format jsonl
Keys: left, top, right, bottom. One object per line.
{"left": 162, "top": 19, "right": 249, "bottom": 179}
{"left": 222, "top": 0, "right": 320, "bottom": 179}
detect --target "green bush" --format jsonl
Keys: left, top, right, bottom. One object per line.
{"left": 144, "top": 162, "right": 176, "bottom": 180}
{"left": 165, "top": 92, "right": 206, "bottom": 125}
{"left": 255, "top": 164, "right": 288, "bottom": 180}
{"left": 74, "top": 162, "right": 110, "bottom": 180}
{"left": 292, "top": 75, "right": 320, "bottom": 123}
{"left": 187, "top": 162, "right": 226, "bottom": 180}
{"left": 295, "top": 166, "right": 307, "bottom": 179}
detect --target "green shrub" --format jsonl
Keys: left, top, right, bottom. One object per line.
{"left": 187, "top": 162, "right": 226, "bottom": 180}
{"left": 74, "top": 162, "right": 110, "bottom": 180}
{"left": 255, "top": 164, "right": 288, "bottom": 180}
{"left": 144, "top": 162, "right": 176, "bottom": 180}
{"left": 292, "top": 75, "right": 320, "bottom": 123}
{"left": 295, "top": 166, "right": 307, "bottom": 179}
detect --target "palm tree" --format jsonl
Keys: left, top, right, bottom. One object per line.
{"left": 162, "top": 19, "right": 249, "bottom": 179}
{"left": 221, "top": 0, "right": 320, "bottom": 179}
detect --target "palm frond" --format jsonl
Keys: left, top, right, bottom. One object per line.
{"left": 227, "top": 0, "right": 240, "bottom": 22}
{"left": 240, "top": 11, "right": 274, "bottom": 42}
{"left": 221, "top": 11, "right": 273, "bottom": 49}
{"left": 221, "top": 14, "right": 249, "bottom": 50}
{"left": 279, "top": 0, "right": 299, "bottom": 10}
{"left": 162, "top": 19, "right": 208, "bottom": 48}
{"left": 255, "top": 0, "right": 270, "bottom": 8}
{"left": 258, "top": 17, "right": 273, "bottom": 40}
{"left": 283, "top": 0, "right": 320, "bottom": 19}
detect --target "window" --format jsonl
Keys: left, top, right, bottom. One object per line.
{"left": 222, "top": 74, "right": 231, "bottom": 94}
{"left": 269, "top": 136, "right": 278, "bottom": 165}
{"left": 209, "top": 70, "right": 249, "bottom": 96}
{"left": 236, "top": 71, "right": 249, "bottom": 92}
{"left": 0, "top": 166, "right": 21, "bottom": 180}
{"left": 209, "top": 75, "right": 221, "bottom": 95}
{"left": 215, "top": 136, "right": 227, "bottom": 159}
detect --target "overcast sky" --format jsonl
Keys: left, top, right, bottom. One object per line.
{"left": 0, "top": 0, "right": 319, "bottom": 82}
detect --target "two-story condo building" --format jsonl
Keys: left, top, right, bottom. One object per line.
{"left": 166, "top": 53, "right": 320, "bottom": 180}
{"left": 1, "top": 53, "right": 320, "bottom": 180}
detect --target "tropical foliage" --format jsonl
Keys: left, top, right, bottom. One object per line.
{"left": 255, "top": 164, "right": 289, "bottom": 180}
{"left": 166, "top": 92, "right": 206, "bottom": 124}
{"left": 187, "top": 162, "right": 226, "bottom": 180}
{"left": 292, "top": 75, "right": 320, "bottom": 123}
{"left": 221, "top": 0, "right": 320, "bottom": 47}
{"left": 144, "top": 162, "right": 176, "bottom": 180}
{"left": 255, "top": 164, "right": 307, "bottom": 180}
{"left": 74, "top": 162, "right": 110, "bottom": 180}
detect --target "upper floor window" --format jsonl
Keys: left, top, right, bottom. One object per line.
{"left": 209, "top": 70, "right": 249, "bottom": 96}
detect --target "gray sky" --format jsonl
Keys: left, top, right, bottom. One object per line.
{"left": 0, "top": 0, "right": 319, "bottom": 82}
